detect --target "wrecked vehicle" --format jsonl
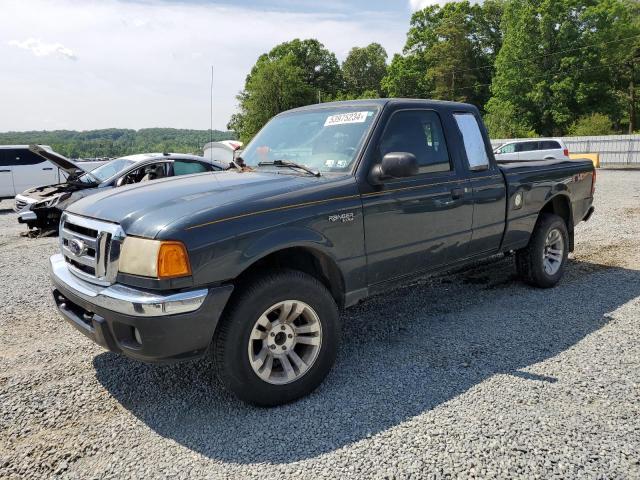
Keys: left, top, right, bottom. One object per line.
{"left": 49, "top": 99, "right": 596, "bottom": 406}
{"left": 14, "top": 146, "right": 225, "bottom": 231}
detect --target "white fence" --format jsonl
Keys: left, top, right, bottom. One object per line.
{"left": 491, "top": 134, "right": 640, "bottom": 166}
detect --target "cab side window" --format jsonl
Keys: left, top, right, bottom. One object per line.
{"left": 3, "top": 149, "right": 45, "bottom": 166}
{"left": 540, "top": 141, "right": 560, "bottom": 150}
{"left": 454, "top": 113, "right": 490, "bottom": 169}
{"left": 173, "top": 161, "right": 209, "bottom": 176}
{"left": 517, "top": 141, "right": 539, "bottom": 152}
{"left": 378, "top": 110, "right": 451, "bottom": 174}
{"left": 120, "top": 162, "right": 169, "bottom": 185}
{"left": 499, "top": 143, "right": 516, "bottom": 154}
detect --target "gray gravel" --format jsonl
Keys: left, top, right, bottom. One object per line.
{"left": 1, "top": 170, "right": 639, "bottom": 479}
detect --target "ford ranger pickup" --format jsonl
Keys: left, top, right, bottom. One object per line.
{"left": 49, "top": 99, "right": 596, "bottom": 406}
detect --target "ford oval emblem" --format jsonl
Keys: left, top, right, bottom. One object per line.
{"left": 68, "top": 238, "right": 87, "bottom": 257}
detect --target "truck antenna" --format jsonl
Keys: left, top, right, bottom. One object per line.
{"left": 209, "top": 64, "right": 222, "bottom": 183}
{"left": 210, "top": 65, "right": 214, "bottom": 159}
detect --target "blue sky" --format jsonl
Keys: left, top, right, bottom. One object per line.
{"left": 1, "top": 0, "right": 439, "bottom": 131}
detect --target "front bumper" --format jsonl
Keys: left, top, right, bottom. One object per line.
{"left": 14, "top": 194, "right": 35, "bottom": 213}
{"left": 49, "top": 253, "right": 234, "bottom": 363}
{"left": 17, "top": 211, "right": 37, "bottom": 224}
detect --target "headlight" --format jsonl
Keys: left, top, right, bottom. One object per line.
{"left": 118, "top": 237, "right": 191, "bottom": 279}
{"left": 35, "top": 192, "right": 71, "bottom": 209}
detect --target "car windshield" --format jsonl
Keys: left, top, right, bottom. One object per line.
{"left": 241, "top": 106, "right": 379, "bottom": 174}
{"left": 77, "top": 158, "right": 136, "bottom": 183}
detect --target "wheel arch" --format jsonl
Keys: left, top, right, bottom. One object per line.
{"left": 234, "top": 245, "right": 347, "bottom": 308}
{"left": 539, "top": 193, "right": 574, "bottom": 251}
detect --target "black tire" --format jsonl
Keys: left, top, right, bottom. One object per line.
{"left": 516, "top": 213, "right": 569, "bottom": 288}
{"left": 212, "top": 269, "right": 340, "bottom": 407}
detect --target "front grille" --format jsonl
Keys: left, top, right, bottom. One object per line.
{"left": 60, "top": 213, "right": 125, "bottom": 286}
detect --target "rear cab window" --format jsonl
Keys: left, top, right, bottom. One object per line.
{"left": 453, "top": 113, "right": 490, "bottom": 170}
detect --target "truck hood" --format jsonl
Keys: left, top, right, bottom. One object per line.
{"left": 66, "top": 170, "right": 335, "bottom": 238}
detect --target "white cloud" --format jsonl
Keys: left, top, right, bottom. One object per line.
{"left": 409, "top": 0, "right": 440, "bottom": 10}
{"left": 0, "top": 0, "right": 406, "bottom": 132}
{"left": 409, "top": 0, "right": 482, "bottom": 11}
{"left": 8, "top": 38, "right": 77, "bottom": 60}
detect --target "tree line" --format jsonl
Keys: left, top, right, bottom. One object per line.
{"left": 0, "top": 128, "right": 236, "bottom": 159}
{"left": 229, "top": 0, "right": 640, "bottom": 142}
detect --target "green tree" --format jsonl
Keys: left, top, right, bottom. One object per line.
{"left": 382, "top": 0, "right": 503, "bottom": 109}
{"left": 229, "top": 55, "right": 314, "bottom": 142}
{"left": 230, "top": 39, "right": 341, "bottom": 142}
{"left": 261, "top": 39, "right": 342, "bottom": 98}
{"left": 0, "top": 128, "right": 235, "bottom": 159}
{"left": 483, "top": 98, "right": 536, "bottom": 138}
{"left": 567, "top": 113, "right": 613, "bottom": 136}
{"left": 487, "top": 0, "right": 639, "bottom": 136}
{"left": 342, "top": 43, "right": 388, "bottom": 97}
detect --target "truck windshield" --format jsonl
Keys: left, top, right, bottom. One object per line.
{"left": 77, "top": 158, "right": 135, "bottom": 184}
{"left": 241, "top": 106, "right": 379, "bottom": 174}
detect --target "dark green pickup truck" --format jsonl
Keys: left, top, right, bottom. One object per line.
{"left": 50, "top": 99, "right": 595, "bottom": 406}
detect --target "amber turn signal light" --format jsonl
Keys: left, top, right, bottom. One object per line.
{"left": 157, "top": 241, "right": 191, "bottom": 279}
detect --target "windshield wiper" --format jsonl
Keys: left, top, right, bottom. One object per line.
{"left": 258, "top": 160, "right": 321, "bottom": 177}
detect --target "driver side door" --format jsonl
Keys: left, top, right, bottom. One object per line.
{"left": 361, "top": 109, "right": 473, "bottom": 285}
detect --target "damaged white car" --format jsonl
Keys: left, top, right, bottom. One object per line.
{"left": 14, "top": 146, "right": 225, "bottom": 232}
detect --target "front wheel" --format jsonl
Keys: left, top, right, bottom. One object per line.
{"left": 516, "top": 213, "right": 569, "bottom": 288}
{"left": 212, "top": 270, "right": 340, "bottom": 406}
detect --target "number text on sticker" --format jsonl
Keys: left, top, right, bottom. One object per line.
{"left": 324, "top": 111, "right": 369, "bottom": 127}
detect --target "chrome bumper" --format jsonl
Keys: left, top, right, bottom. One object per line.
{"left": 49, "top": 253, "right": 208, "bottom": 317}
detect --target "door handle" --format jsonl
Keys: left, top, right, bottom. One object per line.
{"left": 42, "top": 167, "right": 53, "bottom": 171}
{"left": 0, "top": 169, "right": 10, "bottom": 173}
{"left": 451, "top": 187, "right": 465, "bottom": 200}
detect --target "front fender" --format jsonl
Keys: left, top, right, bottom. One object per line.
{"left": 242, "top": 226, "right": 334, "bottom": 264}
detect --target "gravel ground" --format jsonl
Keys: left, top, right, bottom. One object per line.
{"left": 1, "top": 170, "right": 639, "bottom": 479}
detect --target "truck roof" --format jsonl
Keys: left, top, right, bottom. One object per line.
{"left": 286, "top": 98, "right": 479, "bottom": 114}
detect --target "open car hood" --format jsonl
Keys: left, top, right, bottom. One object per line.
{"left": 29, "top": 145, "right": 91, "bottom": 176}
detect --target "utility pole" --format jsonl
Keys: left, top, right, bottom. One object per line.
{"left": 630, "top": 58, "right": 636, "bottom": 134}
{"left": 210, "top": 65, "right": 214, "bottom": 148}
{"left": 451, "top": 71, "right": 456, "bottom": 101}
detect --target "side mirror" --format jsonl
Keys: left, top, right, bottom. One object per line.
{"left": 370, "top": 152, "right": 419, "bottom": 184}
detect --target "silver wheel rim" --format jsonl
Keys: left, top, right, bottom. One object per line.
{"left": 543, "top": 228, "right": 564, "bottom": 276}
{"left": 247, "top": 300, "right": 322, "bottom": 385}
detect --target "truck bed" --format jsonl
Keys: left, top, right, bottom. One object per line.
{"left": 498, "top": 158, "right": 595, "bottom": 252}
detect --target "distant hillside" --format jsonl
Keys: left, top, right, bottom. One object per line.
{"left": 0, "top": 128, "right": 237, "bottom": 159}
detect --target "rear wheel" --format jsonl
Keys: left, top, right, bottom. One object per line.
{"left": 516, "top": 213, "right": 568, "bottom": 288}
{"left": 213, "top": 270, "right": 340, "bottom": 406}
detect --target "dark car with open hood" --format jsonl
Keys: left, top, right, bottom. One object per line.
{"left": 14, "top": 146, "right": 225, "bottom": 232}
{"left": 48, "top": 99, "right": 596, "bottom": 406}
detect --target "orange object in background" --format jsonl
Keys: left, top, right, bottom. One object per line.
{"left": 569, "top": 152, "right": 600, "bottom": 168}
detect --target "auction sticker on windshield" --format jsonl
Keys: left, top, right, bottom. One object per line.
{"left": 324, "top": 111, "right": 370, "bottom": 127}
